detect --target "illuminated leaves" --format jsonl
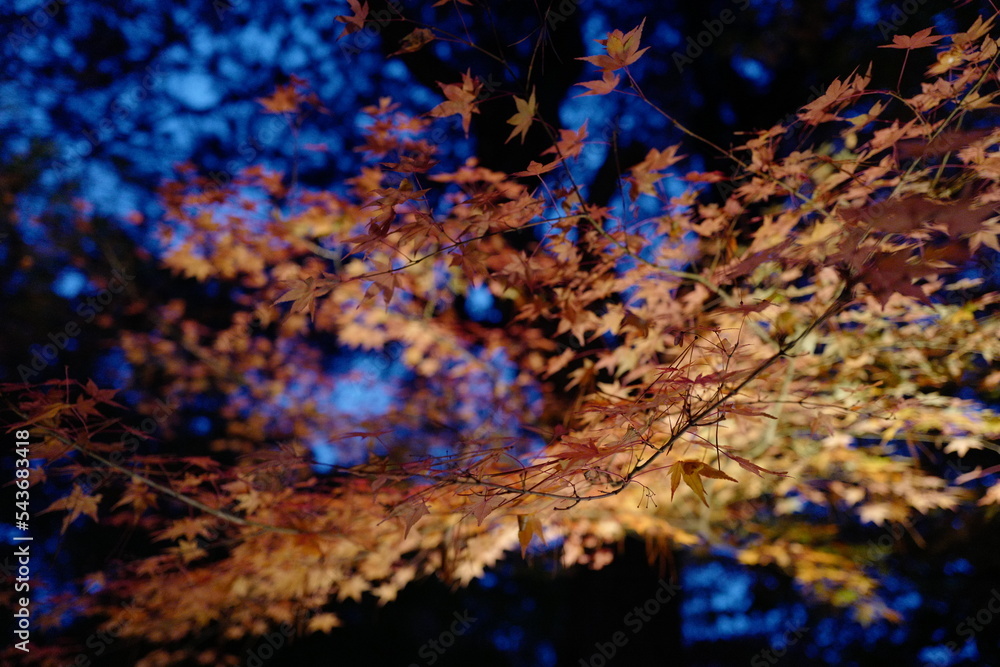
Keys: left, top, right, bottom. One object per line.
{"left": 430, "top": 70, "right": 484, "bottom": 136}
{"left": 543, "top": 121, "right": 588, "bottom": 159}
{"left": 335, "top": 0, "right": 369, "bottom": 38}
{"left": 16, "top": 14, "right": 1000, "bottom": 664}
{"left": 274, "top": 276, "right": 337, "bottom": 321}
{"left": 670, "top": 461, "right": 737, "bottom": 507}
{"left": 578, "top": 18, "right": 650, "bottom": 72}
{"left": 506, "top": 88, "right": 537, "bottom": 144}
{"left": 517, "top": 514, "right": 546, "bottom": 557}
{"left": 575, "top": 70, "right": 621, "bottom": 97}
{"left": 387, "top": 497, "right": 430, "bottom": 538}
{"left": 627, "top": 145, "right": 686, "bottom": 200}
{"left": 879, "top": 27, "right": 943, "bottom": 50}
{"left": 40, "top": 484, "right": 102, "bottom": 534}
{"left": 392, "top": 28, "right": 435, "bottom": 56}
{"left": 258, "top": 84, "right": 299, "bottom": 114}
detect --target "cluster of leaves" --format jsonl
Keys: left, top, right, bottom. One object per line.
{"left": 6, "top": 7, "right": 1000, "bottom": 665}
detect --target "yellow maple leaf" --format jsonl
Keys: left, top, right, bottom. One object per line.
{"left": 506, "top": 88, "right": 537, "bottom": 144}
{"left": 670, "top": 460, "right": 737, "bottom": 507}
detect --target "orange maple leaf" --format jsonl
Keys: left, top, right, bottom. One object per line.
{"left": 517, "top": 514, "right": 546, "bottom": 557}
{"left": 574, "top": 70, "right": 621, "bottom": 97}
{"left": 513, "top": 160, "right": 560, "bottom": 177}
{"left": 543, "top": 120, "right": 589, "bottom": 159}
{"left": 878, "top": 27, "right": 943, "bottom": 50}
{"left": 257, "top": 84, "right": 299, "bottom": 114}
{"left": 429, "top": 70, "right": 483, "bottom": 136}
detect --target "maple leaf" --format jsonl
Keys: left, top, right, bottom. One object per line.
{"left": 543, "top": 121, "right": 588, "bottom": 159}
{"left": 517, "top": 514, "right": 546, "bottom": 557}
{"left": 337, "top": 578, "right": 370, "bottom": 603}
{"left": 878, "top": 27, "right": 943, "bottom": 50}
{"left": 335, "top": 0, "right": 369, "bottom": 38}
{"left": 429, "top": 70, "right": 483, "bottom": 136}
{"left": 391, "top": 28, "right": 435, "bottom": 56}
{"left": 574, "top": 70, "right": 621, "bottom": 97}
{"left": 578, "top": 19, "right": 649, "bottom": 72}
{"left": 112, "top": 480, "right": 158, "bottom": 516}
{"left": 670, "top": 460, "right": 737, "bottom": 507}
{"left": 952, "top": 14, "right": 995, "bottom": 47}
{"left": 506, "top": 88, "right": 537, "bottom": 144}
{"left": 40, "top": 484, "right": 102, "bottom": 534}
{"left": 856, "top": 250, "right": 940, "bottom": 307}
{"left": 628, "top": 146, "right": 686, "bottom": 201}
{"left": 257, "top": 84, "right": 300, "bottom": 114}
{"left": 274, "top": 276, "right": 336, "bottom": 321}
{"left": 307, "top": 613, "right": 342, "bottom": 633}
{"left": 386, "top": 497, "right": 429, "bottom": 538}
{"left": 722, "top": 452, "right": 789, "bottom": 478}
{"left": 513, "top": 160, "right": 560, "bottom": 177}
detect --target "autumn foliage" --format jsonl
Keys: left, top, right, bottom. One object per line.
{"left": 6, "top": 7, "right": 1000, "bottom": 666}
